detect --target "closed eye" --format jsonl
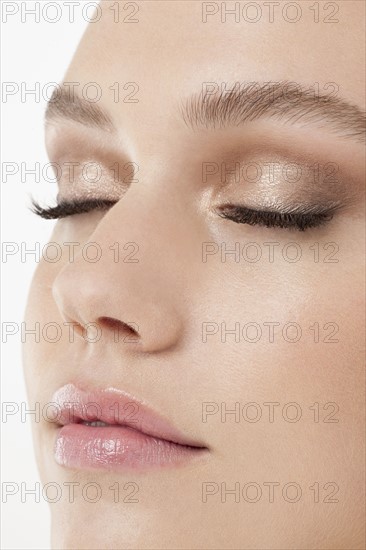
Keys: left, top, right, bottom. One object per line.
{"left": 30, "top": 198, "right": 118, "bottom": 220}
{"left": 217, "top": 204, "right": 337, "bottom": 232}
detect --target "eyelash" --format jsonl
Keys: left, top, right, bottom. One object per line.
{"left": 30, "top": 198, "right": 117, "bottom": 220}
{"left": 31, "top": 198, "right": 334, "bottom": 232}
{"left": 217, "top": 204, "right": 335, "bottom": 232}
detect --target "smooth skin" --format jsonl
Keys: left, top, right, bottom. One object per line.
{"left": 23, "top": 1, "right": 365, "bottom": 548}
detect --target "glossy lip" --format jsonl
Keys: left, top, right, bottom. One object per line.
{"left": 50, "top": 383, "right": 209, "bottom": 471}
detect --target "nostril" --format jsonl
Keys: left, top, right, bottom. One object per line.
{"left": 98, "top": 316, "right": 139, "bottom": 341}
{"left": 73, "top": 322, "right": 86, "bottom": 339}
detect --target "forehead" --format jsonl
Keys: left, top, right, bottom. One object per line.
{"left": 66, "top": 0, "right": 365, "bottom": 103}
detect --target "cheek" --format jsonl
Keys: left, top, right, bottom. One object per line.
{"left": 190, "top": 267, "right": 363, "bottom": 525}
{"left": 188, "top": 237, "right": 364, "bottom": 446}
{"left": 22, "top": 222, "right": 83, "bottom": 392}
{"left": 22, "top": 262, "right": 61, "bottom": 403}
{"left": 23, "top": 213, "right": 104, "bottom": 348}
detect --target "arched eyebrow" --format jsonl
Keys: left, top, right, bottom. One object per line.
{"left": 45, "top": 86, "right": 115, "bottom": 132}
{"left": 180, "top": 81, "right": 366, "bottom": 144}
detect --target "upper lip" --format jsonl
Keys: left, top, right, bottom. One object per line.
{"left": 50, "top": 383, "right": 207, "bottom": 449}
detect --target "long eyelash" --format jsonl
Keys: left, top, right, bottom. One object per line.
{"left": 217, "top": 204, "right": 335, "bottom": 231}
{"left": 30, "top": 198, "right": 117, "bottom": 220}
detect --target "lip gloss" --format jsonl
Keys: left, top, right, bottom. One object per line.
{"left": 51, "top": 384, "right": 208, "bottom": 471}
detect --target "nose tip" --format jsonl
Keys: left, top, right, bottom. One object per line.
{"left": 50, "top": 252, "right": 184, "bottom": 353}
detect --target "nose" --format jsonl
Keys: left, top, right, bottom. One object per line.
{"left": 51, "top": 184, "right": 195, "bottom": 353}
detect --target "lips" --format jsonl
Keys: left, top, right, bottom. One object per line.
{"left": 51, "top": 384, "right": 208, "bottom": 471}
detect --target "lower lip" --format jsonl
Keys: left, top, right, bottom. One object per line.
{"left": 54, "top": 424, "right": 207, "bottom": 471}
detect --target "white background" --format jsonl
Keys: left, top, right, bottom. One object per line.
{"left": 1, "top": 2, "right": 91, "bottom": 548}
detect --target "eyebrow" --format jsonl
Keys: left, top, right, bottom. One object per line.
{"left": 46, "top": 82, "right": 366, "bottom": 143}
{"left": 45, "top": 87, "right": 115, "bottom": 131}
{"left": 180, "top": 81, "right": 366, "bottom": 143}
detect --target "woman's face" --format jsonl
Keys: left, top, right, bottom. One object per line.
{"left": 23, "top": 2, "right": 365, "bottom": 549}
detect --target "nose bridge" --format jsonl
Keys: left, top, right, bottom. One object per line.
{"left": 97, "top": 155, "right": 204, "bottom": 274}
{"left": 95, "top": 173, "right": 191, "bottom": 277}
